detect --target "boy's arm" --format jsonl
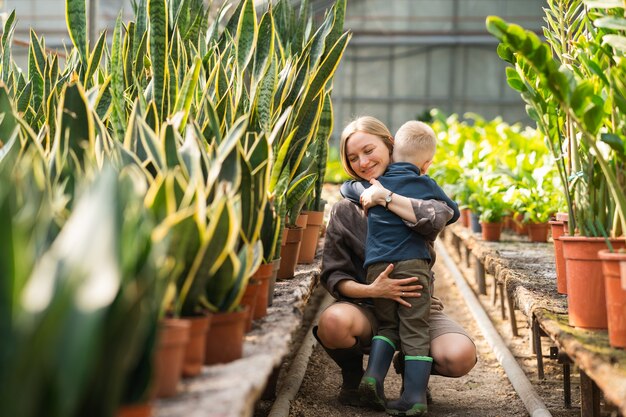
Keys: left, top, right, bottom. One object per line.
{"left": 339, "top": 180, "right": 369, "bottom": 204}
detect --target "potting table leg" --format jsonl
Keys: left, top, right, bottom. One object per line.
{"left": 474, "top": 255, "right": 486, "bottom": 295}
{"left": 580, "top": 370, "right": 601, "bottom": 417}
{"left": 465, "top": 246, "right": 471, "bottom": 268}
{"left": 498, "top": 282, "right": 506, "bottom": 320}
{"left": 453, "top": 235, "right": 461, "bottom": 259}
{"left": 558, "top": 352, "right": 572, "bottom": 408}
{"left": 532, "top": 318, "right": 544, "bottom": 379}
{"left": 506, "top": 292, "right": 518, "bottom": 337}
{"left": 491, "top": 275, "right": 498, "bottom": 306}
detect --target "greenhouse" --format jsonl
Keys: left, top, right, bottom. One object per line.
{"left": 0, "top": 1, "right": 625, "bottom": 417}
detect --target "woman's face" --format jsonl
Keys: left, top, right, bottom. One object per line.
{"left": 345, "top": 131, "right": 392, "bottom": 181}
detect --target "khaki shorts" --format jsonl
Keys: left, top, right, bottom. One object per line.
{"left": 336, "top": 299, "right": 472, "bottom": 353}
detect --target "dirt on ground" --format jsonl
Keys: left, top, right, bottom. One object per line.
{"left": 254, "top": 187, "right": 620, "bottom": 417}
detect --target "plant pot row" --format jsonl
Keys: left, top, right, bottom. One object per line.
{"left": 277, "top": 210, "right": 325, "bottom": 280}
{"left": 548, "top": 215, "right": 626, "bottom": 349}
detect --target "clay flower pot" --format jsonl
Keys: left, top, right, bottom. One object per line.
{"left": 240, "top": 279, "right": 261, "bottom": 330}
{"left": 548, "top": 220, "right": 567, "bottom": 294}
{"left": 117, "top": 402, "right": 153, "bottom": 417}
{"left": 460, "top": 208, "right": 471, "bottom": 228}
{"left": 252, "top": 263, "right": 273, "bottom": 319}
{"left": 276, "top": 226, "right": 304, "bottom": 279}
{"left": 527, "top": 222, "right": 549, "bottom": 243}
{"left": 599, "top": 249, "right": 626, "bottom": 348}
{"left": 154, "top": 318, "right": 191, "bottom": 397}
{"left": 561, "top": 236, "right": 625, "bottom": 329}
{"left": 204, "top": 306, "right": 249, "bottom": 365}
{"left": 480, "top": 221, "right": 502, "bottom": 242}
{"left": 298, "top": 210, "right": 324, "bottom": 264}
{"left": 182, "top": 314, "right": 212, "bottom": 377}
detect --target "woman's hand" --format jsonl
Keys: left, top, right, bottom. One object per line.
{"left": 369, "top": 264, "right": 423, "bottom": 308}
{"left": 359, "top": 178, "right": 389, "bottom": 212}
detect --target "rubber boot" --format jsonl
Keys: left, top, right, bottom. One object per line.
{"left": 312, "top": 326, "right": 365, "bottom": 406}
{"left": 393, "top": 353, "right": 432, "bottom": 404}
{"left": 386, "top": 356, "right": 432, "bottom": 416}
{"left": 358, "top": 336, "right": 396, "bottom": 411}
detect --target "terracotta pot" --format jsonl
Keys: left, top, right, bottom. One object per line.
{"left": 556, "top": 212, "right": 569, "bottom": 235}
{"left": 460, "top": 208, "right": 471, "bottom": 228}
{"left": 182, "top": 314, "right": 211, "bottom": 377}
{"left": 204, "top": 306, "right": 249, "bottom": 365}
{"left": 154, "top": 318, "right": 191, "bottom": 397}
{"left": 252, "top": 263, "right": 273, "bottom": 319}
{"left": 561, "top": 236, "right": 625, "bottom": 329}
{"left": 549, "top": 220, "right": 567, "bottom": 294}
{"left": 298, "top": 210, "right": 324, "bottom": 264}
{"left": 117, "top": 403, "right": 153, "bottom": 417}
{"left": 268, "top": 258, "right": 281, "bottom": 306}
{"left": 622, "top": 260, "right": 626, "bottom": 290}
{"left": 480, "top": 222, "right": 502, "bottom": 242}
{"left": 527, "top": 222, "right": 549, "bottom": 243}
{"left": 514, "top": 213, "right": 528, "bottom": 235}
{"left": 277, "top": 226, "right": 304, "bottom": 280}
{"left": 599, "top": 249, "right": 626, "bottom": 348}
{"left": 240, "top": 279, "right": 261, "bottom": 330}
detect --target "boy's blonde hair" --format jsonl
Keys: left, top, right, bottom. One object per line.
{"left": 393, "top": 121, "right": 436, "bottom": 166}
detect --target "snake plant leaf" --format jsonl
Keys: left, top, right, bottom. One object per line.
{"left": 288, "top": 94, "right": 323, "bottom": 180}
{"left": 16, "top": 81, "right": 32, "bottom": 115}
{"left": 162, "top": 122, "right": 180, "bottom": 170}
{"left": 28, "top": 31, "right": 45, "bottom": 114}
{"left": 252, "top": 12, "right": 275, "bottom": 90}
{"left": 133, "top": 31, "right": 148, "bottom": 77}
{"left": 294, "top": 31, "right": 350, "bottom": 125}
{"left": 110, "top": 14, "right": 127, "bottom": 141}
{"left": 323, "top": 0, "right": 346, "bottom": 60}
{"left": 1, "top": 10, "right": 16, "bottom": 83}
{"left": 311, "top": 93, "right": 332, "bottom": 210}
{"left": 149, "top": 0, "right": 169, "bottom": 120}
{"left": 236, "top": 0, "right": 257, "bottom": 73}
{"left": 0, "top": 85, "right": 17, "bottom": 140}
{"left": 133, "top": 0, "right": 148, "bottom": 59}
{"left": 219, "top": 240, "right": 261, "bottom": 313}
{"left": 269, "top": 127, "right": 296, "bottom": 191}
{"left": 178, "top": 124, "right": 203, "bottom": 183}
{"left": 66, "top": 0, "right": 88, "bottom": 64}
{"left": 253, "top": 56, "right": 277, "bottom": 134}
{"left": 172, "top": 56, "right": 202, "bottom": 132}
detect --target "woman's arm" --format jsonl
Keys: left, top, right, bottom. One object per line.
{"left": 337, "top": 264, "right": 423, "bottom": 308}
{"left": 359, "top": 178, "right": 453, "bottom": 239}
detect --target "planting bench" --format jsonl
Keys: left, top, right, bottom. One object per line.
{"left": 155, "top": 250, "right": 322, "bottom": 417}
{"left": 443, "top": 223, "right": 626, "bottom": 417}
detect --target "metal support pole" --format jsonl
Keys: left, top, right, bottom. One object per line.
{"left": 88, "top": 0, "right": 98, "bottom": 48}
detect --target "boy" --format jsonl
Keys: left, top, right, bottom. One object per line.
{"left": 340, "top": 120, "right": 459, "bottom": 416}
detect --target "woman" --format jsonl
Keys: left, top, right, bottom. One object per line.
{"left": 313, "top": 116, "right": 476, "bottom": 408}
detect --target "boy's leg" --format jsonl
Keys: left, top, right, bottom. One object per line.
{"left": 387, "top": 260, "right": 432, "bottom": 416}
{"left": 358, "top": 264, "right": 400, "bottom": 410}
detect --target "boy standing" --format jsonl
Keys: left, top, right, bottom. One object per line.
{"left": 340, "top": 120, "right": 459, "bottom": 416}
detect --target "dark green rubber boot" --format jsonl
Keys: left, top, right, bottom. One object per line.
{"left": 386, "top": 356, "right": 432, "bottom": 416}
{"left": 358, "top": 336, "right": 396, "bottom": 411}
{"left": 312, "top": 326, "right": 365, "bottom": 407}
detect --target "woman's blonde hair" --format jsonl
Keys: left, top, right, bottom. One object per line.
{"left": 339, "top": 116, "right": 394, "bottom": 179}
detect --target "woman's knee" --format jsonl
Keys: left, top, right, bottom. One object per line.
{"left": 431, "top": 333, "right": 477, "bottom": 377}
{"left": 316, "top": 304, "right": 371, "bottom": 349}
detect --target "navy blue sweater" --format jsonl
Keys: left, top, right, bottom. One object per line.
{"left": 341, "top": 163, "right": 459, "bottom": 267}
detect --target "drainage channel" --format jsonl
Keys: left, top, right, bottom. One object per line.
{"left": 435, "top": 240, "right": 553, "bottom": 417}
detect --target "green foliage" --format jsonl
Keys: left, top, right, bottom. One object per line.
{"left": 487, "top": 0, "right": 626, "bottom": 238}
{"left": 0, "top": 0, "right": 349, "bottom": 411}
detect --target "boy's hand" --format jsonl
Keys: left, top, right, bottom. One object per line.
{"left": 370, "top": 263, "right": 423, "bottom": 308}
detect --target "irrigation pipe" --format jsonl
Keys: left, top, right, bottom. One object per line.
{"left": 267, "top": 290, "right": 334, "bottom": 417}
{"left": 435, "top": 240, "right": 553, "bottom": 417}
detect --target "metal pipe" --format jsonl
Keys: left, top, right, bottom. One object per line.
{"left": 435, "top": 240, "right": 553, "bottom": 417}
